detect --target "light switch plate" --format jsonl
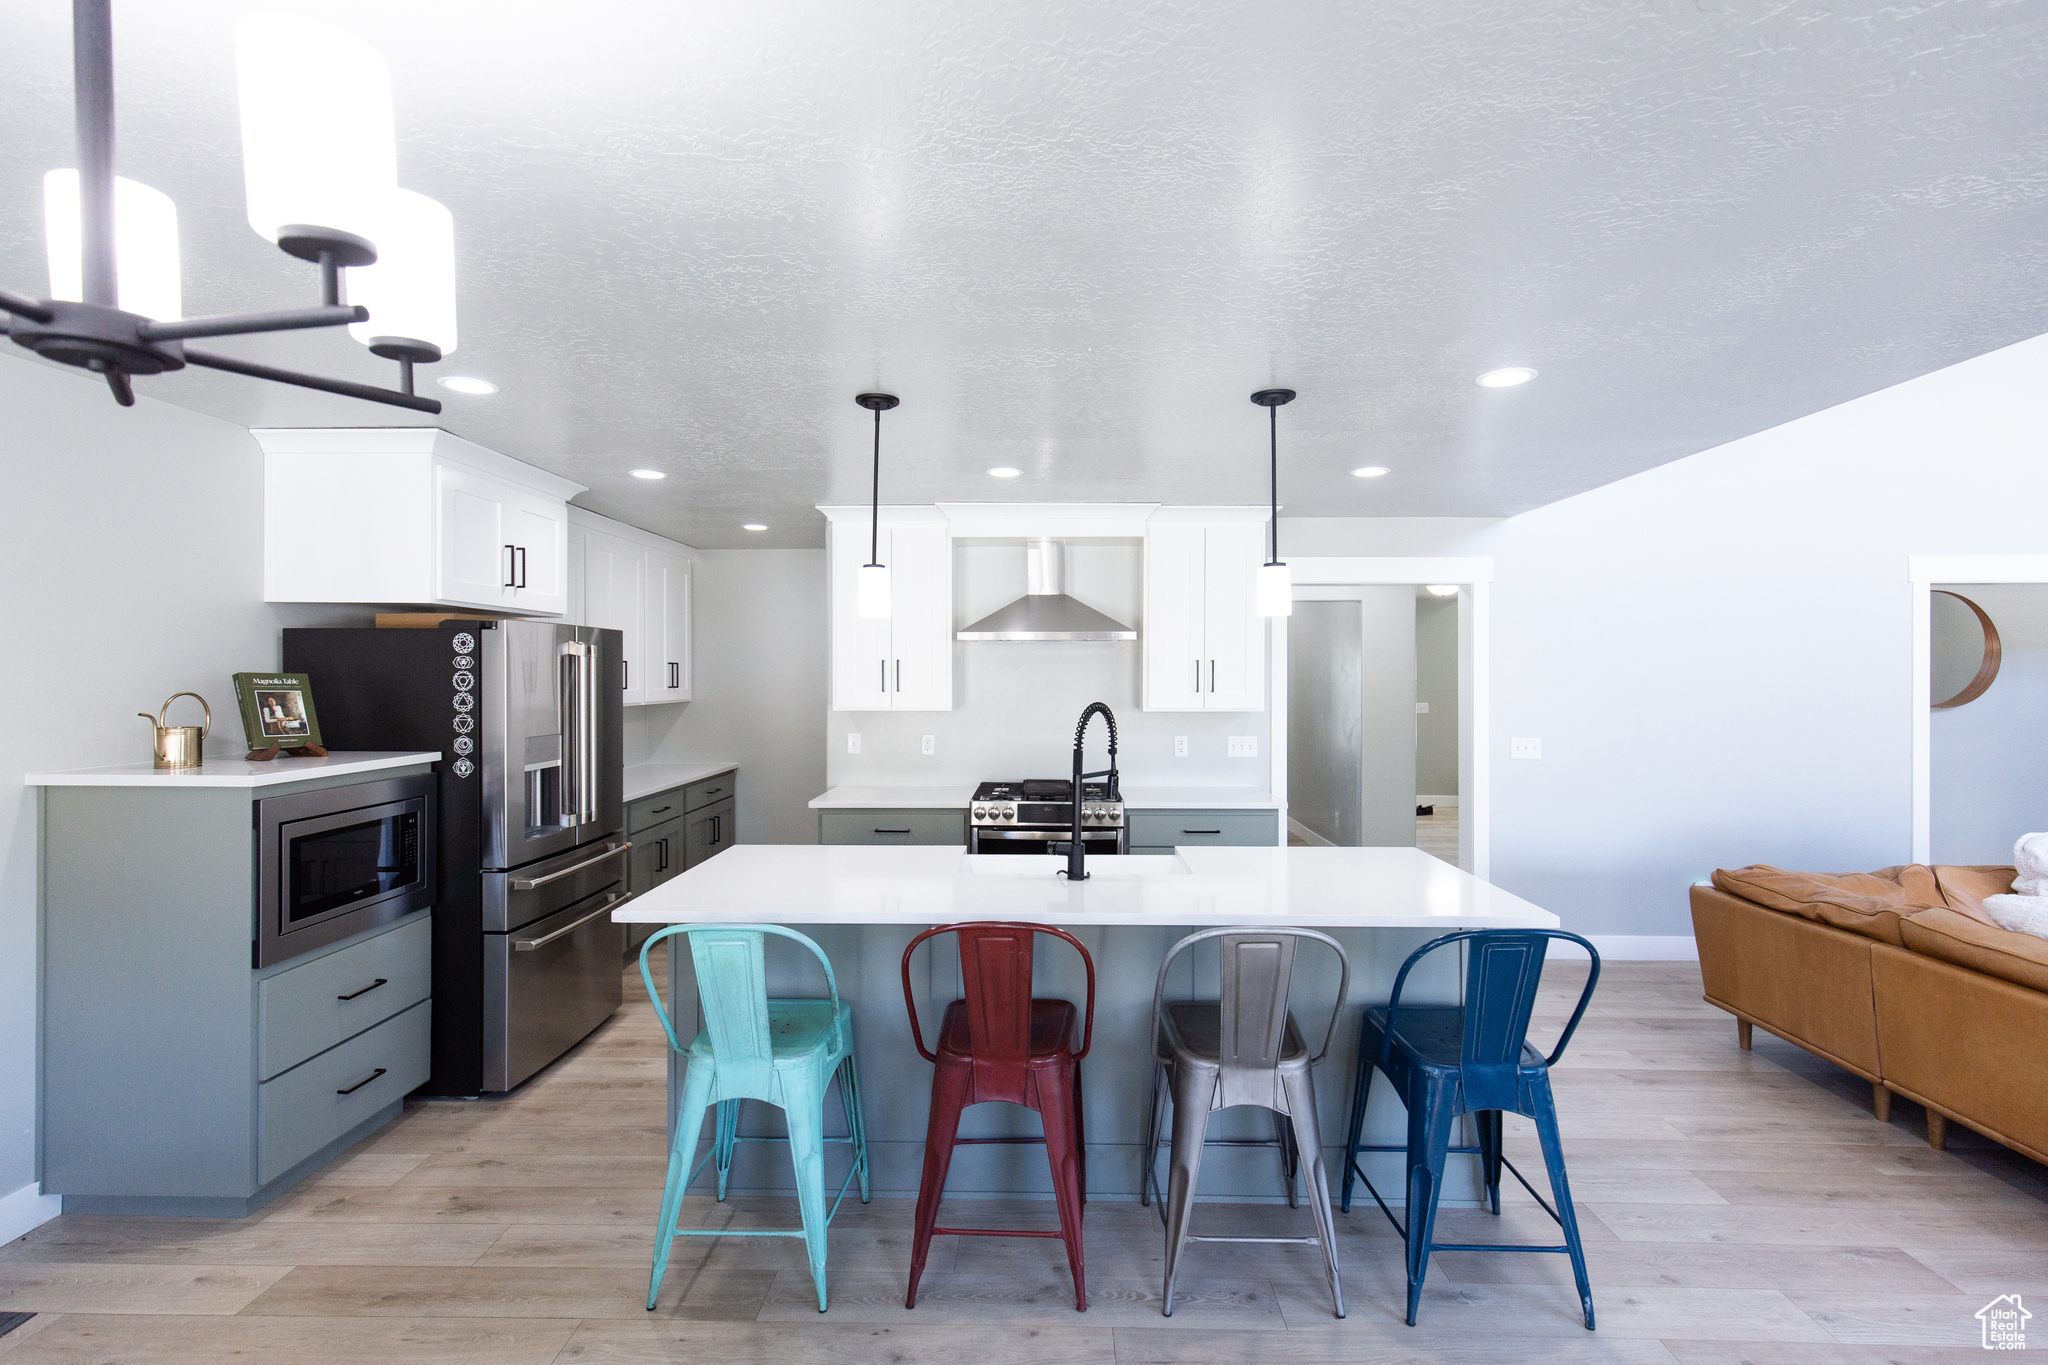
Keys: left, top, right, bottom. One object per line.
{"left": 1227, "top": 736, "right": 1257, "bottom": 758}
{"left": 921, "top": 734, "right": 936, "bottom": 755}
{"left": 846, "top": 733, "right": 862, "bottom": 755}
{"left": 1415, "top": 702, "right": 1429, "bottom": 714}
{"left": 1174, "top": 736, "right": 1189, "bottom": 758}
{"left": 1511, "top": 738, "right": 1542, "bottom": 760}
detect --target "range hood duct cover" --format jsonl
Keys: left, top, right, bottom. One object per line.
{"left": 956, "top": 539, "right": 1137, "bottom": 642}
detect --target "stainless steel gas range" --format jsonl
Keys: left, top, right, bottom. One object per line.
{"left": 969, "top": 779, "right": 1126, "bottom": 856}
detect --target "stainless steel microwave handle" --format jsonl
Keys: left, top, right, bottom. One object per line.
{"left": 509, "top": 840, "right": 630, "bottom": 891}
{"left": 511, "top": 891, "right": 627, "bottom": 951}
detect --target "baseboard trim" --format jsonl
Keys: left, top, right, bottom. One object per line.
{"left": 0, "top": 1183, "right": 61, "bottom": 1246}
{"left": 1286, "top": 818, "right": 1335, "bottom": 847}
{"left": 1546, "top": 935, "right": 1698, "bottom": 961}
{"left": 1417, "top": 795, "right": 1460, "bottom": 808}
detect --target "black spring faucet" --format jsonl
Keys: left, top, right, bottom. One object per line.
{"left": 1059, "top": 702, "right": 1119, "bottom": 881}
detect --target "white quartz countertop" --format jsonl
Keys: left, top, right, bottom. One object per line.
{"left": 25, "top": 751, "right": 440, "bottom": 788}
{"left": 626, "top": 762, "right": 737, "bottom": 804}
{"left": 808, "top": 785, "right": 1280, "bottom": 810}
{"left": 615, "top": 845, "right": 1555, "bottom": 930}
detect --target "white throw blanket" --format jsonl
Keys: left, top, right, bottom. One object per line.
{"left": 1986, "top": 833, "right": 2048, "bottom": 939}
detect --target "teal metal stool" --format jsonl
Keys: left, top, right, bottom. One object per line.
{"left": 639, "top": 924, "right": 871, "bottom": 1313}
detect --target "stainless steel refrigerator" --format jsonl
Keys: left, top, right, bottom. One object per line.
{"left": 284, "top": 619, "right": 627, "bottom": 1094}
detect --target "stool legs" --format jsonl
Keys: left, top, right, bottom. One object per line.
{"left": 1475, "top": 1109, "right": 1504, "bottom": 1215}
{"left": 713, "top": 1099, "right": 740, "bottom": 1201}
{"left": 905, "top": 1063, "right": 969, "bottom": 1309}
{"left": 1160, "top": 1064, "right": 1215, "bottom": 1317}
{"left": 837, "top": 1055, "right": 872, "bottom": 1204}
{"left": 785, "top": 1084, "right": 832, "bottom": 1313}
{"left": 1339, "top": 1059, "right": 1373, "bottom": 1214}
{"left": 1280, "top": 1065, "right": 1345, "bottom": 1319}
{"left": 1531, "top": 1081, "right": 1595, "bottom": 1330}
{"left": 1139, "top": 1059, "right": 1168, "bottom": 1207}
{"left": 649, "top": 1060, "right": 715, "bottom": 1311}
{"left": 1402, "top": 1082, "right": 1457, "bottom": 1327}
{"left": 1037, "top": 1062, "right": 1090, "bottom": 1311}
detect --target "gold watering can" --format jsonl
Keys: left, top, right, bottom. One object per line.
{"left": 139, "top": 692, "right": 210, "bottom": 770}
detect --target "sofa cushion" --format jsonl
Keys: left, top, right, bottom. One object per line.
{"left": 1711, "top": 864, "right": 1943, "bottom": 947}
{"left": 1900, "top": 906, "right": 2048, "bottom": 993}
{"left": 1932, "top": 865, "right": 2015, "bottom": 926}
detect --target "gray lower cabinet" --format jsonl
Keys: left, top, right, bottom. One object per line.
{"left": 625, "top": 770, "right": 738, "bottom": 953}
{"left": 819, "top": 808, "right": 967, "bottom": 845}
{"left": 1127, "top": 808, "right": 1280, "bottom": 848}
{"left": 39, "top": 772, "right": 436, "bottom": 1217}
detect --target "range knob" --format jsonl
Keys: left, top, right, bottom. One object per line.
{"left": 973, "top": 806, "right": 986, "bottom": 820}
{"left": 1002, "top": 808, "right": 1015, "bottom": 821}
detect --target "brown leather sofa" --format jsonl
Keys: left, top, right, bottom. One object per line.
{"left": 1692, "top": 863, "right": 2048, "bottom": 1161}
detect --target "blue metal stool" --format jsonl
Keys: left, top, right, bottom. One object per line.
{"left": 639, "top": 924, "right": 870, "bottom": 1314}
{"left": 1339, "top": 929, "right": 1600, "bottom": 1329}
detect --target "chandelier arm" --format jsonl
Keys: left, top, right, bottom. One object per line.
{"left": 104, "top": 366, "right": 133, "bottom": 407}
{"left": 137, "top": 304, "right": 367, "bottom": 343}
{"left": 0, "top": 289, "right": 57, "bottom": 325}
{"left": 183, "top": 347, "right": 443, "bottom": 414}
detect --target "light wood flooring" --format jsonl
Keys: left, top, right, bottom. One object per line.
{"left": 5, "top": 948, "right": 2047, "bottom": 1363}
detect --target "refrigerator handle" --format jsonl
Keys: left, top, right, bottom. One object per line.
{"left": 560, "top": 640, "right": 596, "bottom": 824}
{"left": 581, "top": 642, "right": 599, "bottom": 822}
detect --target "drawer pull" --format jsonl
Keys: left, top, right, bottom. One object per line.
{"left": 513, "top": 892, "right": 627, "bottom": 951}
{"left": 703, "top": 787, "right": 723, "bottom": 798}
{"left": 874, "top": 828, "right": 911, "bottom": 836}
{"left": 1183, "top": 830, "right": 1222, "bottom": 836}
{"left": 337, "top": 977, "right": 388, "bottom": 1002}
{"left": 336, "top": 1067, "right": 387, "bottom": 1096}
{"left": 510, "top": 841, "right": 630, "bottom": 890}
{"left": 650, "top": 805, "right": 672, "bottom": 815}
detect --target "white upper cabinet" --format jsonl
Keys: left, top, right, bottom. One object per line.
{"left": 565, "top": 508, "right": 695, "bottom": 709}
{"left": 828, "top": 513, "right": 953, "bottom": 712}
{"left": 257, "top": 428, "right": 579, "bottom": 616}
{"left": 1143, "top": 514, "right": 1266, "bottom": 712}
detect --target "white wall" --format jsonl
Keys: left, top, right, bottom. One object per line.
{"left": 638, "top": 549, "right": 829, "bottom": 845}
{"left": 1415, "top": 593, "right": 1459, "bottom": 798}
{"left": 1286, "top": 331, "right": 2048, "bottom": 939}
{"left": 1930, "top": 583, "right": 2048, "bottom": 864}
{"left": 0, "top": 354, "right": 360, "bottom": 1238}
{"left": 829, "top": 542, "right": 1272, "bottom": 789}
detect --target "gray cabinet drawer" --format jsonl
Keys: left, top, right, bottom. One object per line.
{"left": 258, "top": 916, "right": 432, "bottom": 1082}
{"left": 683, "top": 773, "right": 734, "bottom": 813}
{"left": 629, "top": 816, "right": 685, "bottom": 892}
{"left": 258, "top": 998, "right": 430, "bottom": 1184}
{"left": 1127, "top": 810, "right": 1279, "bottom": 848}
{"left": 628, "top": 789, "right": 688, "bottom": 833}
{"left": 818, "top": 809, "right": 966, "bottom": 845}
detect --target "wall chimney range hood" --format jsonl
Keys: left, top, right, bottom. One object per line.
{"left": 957, "top": 539, "right": 1137, "bottom": 642}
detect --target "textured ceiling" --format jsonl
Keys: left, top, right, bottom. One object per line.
{"left": 2, "top": 1, "right": 2045, "bottom": 547}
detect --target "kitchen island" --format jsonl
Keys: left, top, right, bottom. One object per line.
{"left": 615, "top": 845, "right": 1558, "bottom": 1205}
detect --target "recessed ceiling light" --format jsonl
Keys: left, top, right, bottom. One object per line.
{"left": 1352, "top": 466, "right": 1389, "bottom": 478}
{"left": 742, "top": 523, "right": 768, "bottom": 532}
{"left": 437, "top": 375, "right": 498, "bottom": 395}
{"left": 629, "top": 468, "right": 666, "bottom": 480}
{"left": 986, "top": 466, "right": 1022, "bottom": 479}
{"left": 1426, "top": 584, "right": 1459, "bottom": 597}
{"left": 1476, "top": 366, "right": 1536, "bottom": 388}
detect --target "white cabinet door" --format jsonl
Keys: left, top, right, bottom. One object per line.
{"left": 1143, "top": 522, "right": 1207, "bottom": 711}
{"left": 830, "top": 523, "right": 891, "bottom": 711}
{"left": 503, "top": 487, "right": 567, "bottom": 617}
{"left": 887, "top": 524, "right": 952, "bottom": 710}
{"left": 645, "top": 548, "right": 692, "bottom": 702}
{"left": 434, "top": 463, "right": 511, "bottom": 610}
{"left": 583, "top": 528, "right": 646, "bottom": 705}
{"left": 1202, "top": 521, "right": 1265, "bottom": 711}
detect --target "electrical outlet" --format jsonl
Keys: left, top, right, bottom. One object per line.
{"left": 1415, "top": 701, "right": 1429, "bottom": 714}
{"left": 921, "top": 734, "right": 936, "bottom": 755}
{"left": 1511, "top": 737, "right": 1542, "bottom": 760}
{"left": 846, "top": 733, "right": 862, "bottom": 755}
{"left": 1174, "top": 736, "right": 1189, "bottom": 758}
{"left": 1227, "top": 736, "right": 1257, "bottom": 758}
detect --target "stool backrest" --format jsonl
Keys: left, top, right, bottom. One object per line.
{"left": 1380, "top": 929, "right": 1599, "bottom": 1107}
{"left": 900, "top": 920, "right": 1096, "bottom": 1063}
{"left": 638, "top": 924, "right": 843, "bottom": 1090}
{"left": 1151, "top": 927, "right": 1350, "bottom": 1101}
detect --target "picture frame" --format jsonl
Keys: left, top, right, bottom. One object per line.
{"left": 232, "top": 672, "right": 326, "bottom": 759}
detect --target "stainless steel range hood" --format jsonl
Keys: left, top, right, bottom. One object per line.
{"left": 956, "top": 539, "right": 1137, "bottom": 642}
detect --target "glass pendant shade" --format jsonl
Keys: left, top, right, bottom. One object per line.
{"left": 1256, "top": 562, "right": 1293, "bottom": 617}
{"left": 236, "top": 13, "right": 397, "bottom": 245}
{"left": 43, "top": 169, "right": 181, "bottom": 321}
{"left": 856, "top": 563, "right": 892, "bottom": 619}
{"left": 347, "top": 190, "right": 458, "bottom": 355}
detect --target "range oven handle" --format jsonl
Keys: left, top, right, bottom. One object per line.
{"left": 512, "top": 890, "right": 628, "bottom": 951}
{"left": 509, "top": 841, "right": 630, "bottom": 891}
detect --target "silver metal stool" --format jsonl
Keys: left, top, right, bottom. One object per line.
{"left": 1139, "top": 926, "right": 1350, "bottom": 1318}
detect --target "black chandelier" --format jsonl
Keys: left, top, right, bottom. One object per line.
{"left": 0, "top": 1, "right": 439, "bottom": 412}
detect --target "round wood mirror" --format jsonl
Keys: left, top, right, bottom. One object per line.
{"left": 1930, "top": 589, "right": 2001, "bottom": 709}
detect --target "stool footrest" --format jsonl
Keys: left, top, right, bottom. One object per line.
{"left": 933, "top": 1225, "right": 1064, "bottom": 1239}
{"left": 951, "top": 1136, "right": 1047, "bottom": 1145}
{"left": 1188, "top": 1234, "right": 1320, "bottom": 1245}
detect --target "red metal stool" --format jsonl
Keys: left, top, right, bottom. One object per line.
{"left": 900, "top": 920, "right": 1095, "bottom": 1311}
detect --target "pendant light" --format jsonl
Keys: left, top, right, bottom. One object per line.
{"left": 855, "top": 392, "right": 899, "bottom": 619}
{"left": 1252, "top": 388, "right": 1295, "bottom": 617}
{"left": 42, "top": 168, "right": 180, "bottom": 322}
{"left": 347, "top": 188, "right": 458, "bottom": 396}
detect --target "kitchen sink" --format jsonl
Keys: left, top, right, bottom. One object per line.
{"left": 957, "top": 853, "right": 1193, "bottom": 878}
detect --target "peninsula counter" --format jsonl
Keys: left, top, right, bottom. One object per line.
{"left": 615, "top": 846, "right": 1558, "bottom": 1205}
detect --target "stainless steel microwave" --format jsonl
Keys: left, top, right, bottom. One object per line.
{"left": 256, "top": 774, "right": 435, "bottom": 967}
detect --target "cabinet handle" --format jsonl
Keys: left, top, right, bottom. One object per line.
{"left": 1194, "top": 660, "right": 1201, "bottom": 692}
{"left": 650, "top": 805, "right": 672, "bottom": 815}
{"left": 1210, "top": 660, "right": 1216, "bottom": 691}
{"left": 880, "top": 659, "right": 886, "bottom": 691}
{"left": 516, "top": 545, "right": 528, "bottom": 589}
{"left": 874, "top": 828, "right": 910, "bottom": 836}
{"left": 1183, "top": 829, "right": 1222, "bottom": 836}
{"left": 668, "top": 661, "right": 679, "bottom": 689}
{"left": 703, "top": 787, "right": 723, "bottom": 798}
{"left": 656, "top": 837, "right": 669, "bottom": 872}
{"left": 503, "top": 544, "right": 517, "bottom": 588}
{"left": 336, "top": 1067, "right": 387, "bottom": 1096}
{"left": 895, "top": 659, "right": 901, "bottom": 692}
{"left": 336, "top": 977, "right": 388, "bottom": 1002}
{"left": 622, "top": 660, "right": 628, "bottom": 690}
